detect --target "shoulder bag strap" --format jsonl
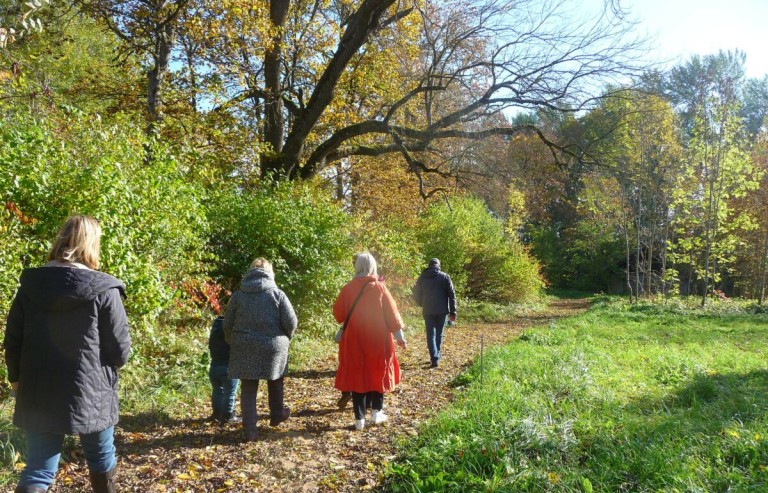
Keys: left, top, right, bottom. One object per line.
{"left": 341, "top": 282, "right": 371, "bottom": 332}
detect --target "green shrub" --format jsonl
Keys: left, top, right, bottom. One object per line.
{"left": 0, "top": 114, "right": 209, "bottom": 320}
{"left": 417, "top": 196, "right": 544, "bottom": 303}
{"left": 207, "top": 179, "right": 354, "bottom": 335}
{"left": 0, "top": 207, "right": 43, "bottom": 316}
{"left": 355, "top": 216, "right": 423, "bottom": 302}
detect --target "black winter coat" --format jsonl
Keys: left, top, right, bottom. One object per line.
{"left": 208, "top": 316, "right": 230, "bottom": 367}
{"left": 412, "top": 267, "right": 457, "bottom": 316}
{"left": 4, "top": 266, "right": 131, "bottom": 434}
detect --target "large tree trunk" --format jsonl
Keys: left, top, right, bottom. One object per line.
{"left": 335, "top": 161, "right": 345, "bottom": 201}
{"left": 261, "top": 0, "right": 291, "bottom": 176}
{"left": 660, "top": 207, "right": 670, "bottom": 297}
{"left": 635, "top": 193, "right": 642, "bottom": 301}
{"left": 266, "top": 0, "right": 398, "bottom": 179}
{"left": 623, "top": 205, "right": 633, "bottom": 302}
{"left": 646, "top": 240, "right": 653, "bottom": 296}
{"left": 701, "top": 175, "right": 715, "bottom": 307}
{"left": 146, "top": 22, "right": 176, "bottom": 139}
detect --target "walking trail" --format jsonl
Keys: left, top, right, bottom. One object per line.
{"left": 47, "top": 299, "right": 589, "bottom": 492}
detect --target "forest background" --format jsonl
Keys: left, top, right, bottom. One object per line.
{"left": 1, "top": 0, "right": 768, "bottom": 417}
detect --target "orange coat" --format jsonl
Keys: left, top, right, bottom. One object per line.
{"left": 334, "top": 276, "right": 403, "bottom": 393}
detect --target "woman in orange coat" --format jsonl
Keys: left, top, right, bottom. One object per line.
{"left": 334, "top": 252, "right": 407, "bottom": 431}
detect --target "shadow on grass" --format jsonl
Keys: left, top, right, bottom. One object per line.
{"left": 634, "top": 369, "right": 768, "bottom": 423}
{"left": 614, "top": 315, "right": 768, "bottom": 347}
{"left": 579, "top": 370, "right": 768, "bottom": 490}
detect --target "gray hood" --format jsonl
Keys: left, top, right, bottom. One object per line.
{"left": 240, "top": 268, "right": 277, "bottom": 293}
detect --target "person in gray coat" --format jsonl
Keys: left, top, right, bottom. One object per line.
{"left": 223, "top": 258, "right": 297, "bottom": 441}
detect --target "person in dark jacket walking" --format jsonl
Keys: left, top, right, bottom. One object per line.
{"left": 3, "top": 215, "right": 131, "bottom": 493}
{"left": 223, "top": 258, "right": 297, "bottom": 441}
{"left": 208, "top": 316, "right": 240, "bottom": 423}
{"left": 411, "top": 258, "right": 457, "bottom": 368}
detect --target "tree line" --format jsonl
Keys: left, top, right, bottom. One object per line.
{"left": 501, "top": 51, "right": 767, "bottom": 304}
{"left": 1, "top": 0, "right": 766, "bottom": 330}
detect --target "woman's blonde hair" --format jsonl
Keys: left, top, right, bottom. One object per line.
{"left": 354, "top": 252, "right": 377, "bottom": 277}
{"left": 250, "top": 257, "right": 274, "bottom": 274}
{"left": 47, "top": 215, "right": 102, "bottom": 269}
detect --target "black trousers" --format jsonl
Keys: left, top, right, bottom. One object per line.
{"left": 352, "top": 391, "right": 383, "bottom": 420}
{"left": 241, "top": 377, "right": 284, "bottom": 432}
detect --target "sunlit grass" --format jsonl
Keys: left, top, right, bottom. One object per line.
{"left": 459, "top": 299, "right": 547, "bottom": 324}
{"left": 386, "top": 298, "right": 768, "bottom": 492}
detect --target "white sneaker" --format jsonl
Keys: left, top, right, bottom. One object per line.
{"left": 371, "top": 410, "right": 388, "bottom": 425}
{"left": 354, "top": 419, "right": 365, "bottom": 431}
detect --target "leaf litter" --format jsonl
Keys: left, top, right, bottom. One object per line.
{"left": 45, "top": 299, "right": 588, "bottom": 492}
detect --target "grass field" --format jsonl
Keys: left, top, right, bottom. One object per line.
{"left": 385, "top": 298, "right": 768, "bottom": 492}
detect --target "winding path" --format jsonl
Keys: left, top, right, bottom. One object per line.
{"left": 50, "top": 299, "right": 589, "bottom": 492}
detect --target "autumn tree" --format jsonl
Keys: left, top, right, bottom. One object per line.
{"left": 583, "top": 90, "right": 682, "bottom": 300}
{"left": 731, "top": 130, "right": 768, "bottom": 302}
{"left": 161, "top": 0, "right": 643, "bottom": 188}
{"left": 741, "top": 76, "right": 768, "bottom": 136}
{"left": 496, "top": 111, "right": 601, "bottom": 289}
{"left": 666, "top": 53, "right": 760, "bottom": 304}
{"left": 74, "top": 0, "right": 191, "bottom": 135}
{"left": 0, "top": 0, "right": 47, "bottom": 48}
{"left": 0, "top": 2, "right": 143, "bottom": 119}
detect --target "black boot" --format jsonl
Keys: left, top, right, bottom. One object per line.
{"left": 89, "top": 466, "right": 117, "bottom": 493}
{"left": 337, "top": 391, "right": 353, "bottom": 409}
{"left": 15, "top": 486, "right": 47, "bottom": 493}
{"left": 267, "top": 378, "right": 291, "bottom": 426}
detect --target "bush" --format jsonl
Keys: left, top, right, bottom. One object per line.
{"left": 0, "top": 114, "right": 209, "bottom": 320}
{"left": 417, "top": 196, "right": 544, "bottom": 303}
{"left": 0, "top": 206, "right": 44, "bottom": 316}
{"left": 354, "top": 216, "right": 423, "bottom": 302}
{"left": 207, "top": 179, "right": 355, "bottom": 335}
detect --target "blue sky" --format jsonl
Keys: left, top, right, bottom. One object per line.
{"left": 616, "top": 0, "right": 768, "bottom": 78}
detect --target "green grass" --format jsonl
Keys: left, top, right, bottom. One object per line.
{"left": 456, "top": 299, "right": 547, "bottom": 324}
{"left": 385, "top": 299, "right": 768, "bottom": 492}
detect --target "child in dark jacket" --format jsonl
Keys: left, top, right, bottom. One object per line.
{"left": 208, "top": 316, "right": 240, "bottom": 423}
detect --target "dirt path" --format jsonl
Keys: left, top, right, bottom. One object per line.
{"left": 48, "top": 299, "right": 589, "bottom": 492}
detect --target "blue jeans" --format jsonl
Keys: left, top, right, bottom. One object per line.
{"left": 209, "top": 364, "right": 239, "bottom": 416}
{"left": 19, "top": 426, "right": 116, "bottom": 489}
{"left": 424, "top": 313, "right": 448, "bottom": 362}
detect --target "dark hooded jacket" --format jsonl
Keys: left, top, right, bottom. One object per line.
{"left": 208, "top": 316, "right": 230, "bottom": 367}
{"left": 412, "top": 266, "right": 457, "bottom": 316}
{"left": 4, "top": 266, "right": 131, "bottom": 434}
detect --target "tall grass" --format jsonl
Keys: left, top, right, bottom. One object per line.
{"left": 385, "top": 299, "right": 768, "bottom": 491}
{"left": 458, "top": 299, "right": 547, "bottom": 324}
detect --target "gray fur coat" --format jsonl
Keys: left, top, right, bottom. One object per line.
{"left": 223, "top": 268, "right": 298, "bottom": 380}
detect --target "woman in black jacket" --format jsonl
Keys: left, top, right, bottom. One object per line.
{"left": 4, "top": 215, "right": 131, "bottom": 493}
